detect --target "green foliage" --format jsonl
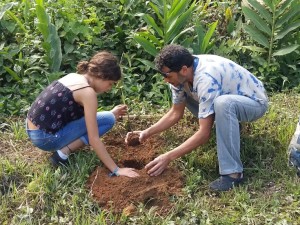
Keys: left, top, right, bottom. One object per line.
{"left": 133, "top": 0, "right": 199, "bottom": 56}
{"left": 242, "top": 0, "right": 300, "bottom": 91}
{"left": 35, "top": 0, "right": 62, "bottom": 72}
{"left": 0, "top": 0, "right": 300, "bottom": 117}
{"left": 190, "top": 20, "right": 218, "bottom": 54}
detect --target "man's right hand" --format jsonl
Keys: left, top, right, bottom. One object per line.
{"left": 125, "top": 130, "right": 149, "bottom": 144}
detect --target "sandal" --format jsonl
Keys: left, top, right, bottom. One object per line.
{"left": 209, "top": 174, "right": 244, "bottom": 191}
{"left": 49, "top": 151, "right": 69, "bottom": 167}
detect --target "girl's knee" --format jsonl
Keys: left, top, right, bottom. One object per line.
{"left": 97, "top": 111, "right": 116, "bottom": 128}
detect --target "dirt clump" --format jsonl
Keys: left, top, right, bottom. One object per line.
{"left": 126, "top": 132, "right": 141, "bottom": 146}
{"left": 86, "top": 132, "right": 185, "bottom": 215}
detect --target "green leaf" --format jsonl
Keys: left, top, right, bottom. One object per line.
{"left": 133, "top": 35, "right": 158, "bottom": 57}
{"left": 276, "top": 0, "right": 294, "bottom": 18}
{"left": 4, "top": 66, "right": 21, "bottom": 81}
{"left": 242, "top": 45, "right": 267, "bottom": 53}
{"left": 201, "top": 21, "right": 218, "bottom": 53}
{"left": 0, "top": 2, "right": 18, "bottom": 20}
{"left": 35, "top": 0, "right": 61, "bottom": 72}
{"left": 242, "top": 6, "right": 272, "bottom": 36}
{"left": 244, "top": 24, "right": 269, "bottom": 48}
{"left": 167, "top": 0, "right": 191, "bottom": 28}
{"left": 148, "top": 2, "right": 164, "bottom": 24}
{"left": 275, "top": 6, "right": 300, "bottom": 28}
{"left": 171, "top": 27, "right": 194, "bottom": 44}
{"left": 273, "top": 44, "right": 299, "bottom": 56}
{"left": 166, "top": 2, "right": 196, "bottom": 42}
{"left": 262, "top": 0, "right": 275, "bottom": 12}
{"left": 247, "top": 0, "right": 272, "bottom": 23}
{"left": 6, "top": 10, "right": 27, "bottom": 33}
{"left": 143, "top": 14, "right": 163, "bottom": 37}
{"left": 135, "top": 58, "right": 155, "bottom": 70}
{"left": 48, "top": 24, "right": 62, "bottom": 72}
{"left": 275, "top": 21, "right": 300, "bottom": 40}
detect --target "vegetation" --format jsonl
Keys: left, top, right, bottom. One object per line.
{"left": 1, "top": 93, "right": 300, "bottom": 224}
{"left": 0, "top": 0, "right": 299, "bottom": 116}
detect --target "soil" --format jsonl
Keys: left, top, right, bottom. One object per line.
{"left": 126, "top": 132, "right": 141, "bottom": 146}
{"left": 86, "top": 132, "right": 185, "bottom": 216}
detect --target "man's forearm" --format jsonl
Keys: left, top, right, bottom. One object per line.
{"left": 167, "top": 129, "right": 211, "bottom": 160}
{"left": 146, "top": 110, "right": 182, "bottom": 136}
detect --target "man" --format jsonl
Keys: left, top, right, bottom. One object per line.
{"left": 127, "top": 44, "right": 268, "bottom": 191}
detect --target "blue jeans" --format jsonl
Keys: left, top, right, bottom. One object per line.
{"left": 186, "top": 95, "right": 268, "bottom": 175}
{"left": 26, "top": 111, "right": 115, "bottom": 151}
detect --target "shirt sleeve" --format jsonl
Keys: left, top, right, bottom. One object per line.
{"left": 170, "top": 84, "right": 187, "bottom": 104}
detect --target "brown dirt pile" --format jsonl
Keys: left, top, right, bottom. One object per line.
{"left": 86, "top": 133, "right": 185, "bottom": 215}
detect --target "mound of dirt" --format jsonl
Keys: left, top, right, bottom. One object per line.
{"left": 86, "top": 133, "right": 185, "bottom": 215}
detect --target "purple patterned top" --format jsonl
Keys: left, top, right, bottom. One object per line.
{"left": 27, "top": 81, "right": 85, "bottom": 134}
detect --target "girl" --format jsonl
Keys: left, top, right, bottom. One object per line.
{"left": 26, "top": 51, "right": 139, "bottom": 178}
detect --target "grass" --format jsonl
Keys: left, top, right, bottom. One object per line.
{"left": 1, "top": 93, "right": 300, "bottom": 225}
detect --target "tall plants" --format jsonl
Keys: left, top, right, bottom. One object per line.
{"left": 35, "top": 0, "right": 62, "bottom": 72}
{"left": 133, "top": 0, "right": 199, "bottom": 57}
{"left": 242, "top": 0, "right": 300, "bottom": 90}
{"left": 242, "top": 0, "right": 300, "bottom": 62}
{"left": 133, "top": 0, "right": 219, "bottom": 57}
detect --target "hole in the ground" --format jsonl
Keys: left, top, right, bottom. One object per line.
{"left": 122, "top": 160, "right": 144, "bottom": 170}
{"left": 144, "top": 197, "right": 158, "bottom": 208}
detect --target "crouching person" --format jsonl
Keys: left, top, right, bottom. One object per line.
{"left": 26, "top": 51, "right": 139, "bottom": 178}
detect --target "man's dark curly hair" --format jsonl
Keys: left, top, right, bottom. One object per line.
{"left": 155, "top": 44, "right": 194, "bottom": 72}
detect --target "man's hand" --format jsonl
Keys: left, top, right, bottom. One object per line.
{"left": 125, "top": 130, "right": 149, "bottom": 144}
{"left": 145, "top": 153, "right": 171, "bottom": 176}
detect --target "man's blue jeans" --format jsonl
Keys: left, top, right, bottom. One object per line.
{"left": 186, "top": 95, "right": 268, "bottom": 175}
{"left": 26, "top": 111, "right": 115, "bottom": 151}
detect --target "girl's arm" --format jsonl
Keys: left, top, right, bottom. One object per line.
{"left": 74, "top": 87, "right": 139, "bottom": 177}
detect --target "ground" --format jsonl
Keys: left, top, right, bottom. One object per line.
{"left": 86, "top": 133, "right": 185, "bottom": 216}
{"left": 0, "top": 118, "right": 186, "bottom": 216}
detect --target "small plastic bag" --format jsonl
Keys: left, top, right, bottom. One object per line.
{"left": 288, "top": 117, "right": 300, "bottom": 177}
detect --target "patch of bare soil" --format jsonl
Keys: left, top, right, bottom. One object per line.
{"left": 86, "top": 133, "right": 185, "bottom": 215}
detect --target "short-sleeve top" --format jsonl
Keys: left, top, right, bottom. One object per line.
{"left": 27, "top": 80, "right": 85, "bottom": 134}
{"left": 171, "top": 55, "right": 268, "bottom": 119}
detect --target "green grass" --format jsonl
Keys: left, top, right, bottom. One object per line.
{"left": 1, "top": 93, "right": 300, "bottom": 225}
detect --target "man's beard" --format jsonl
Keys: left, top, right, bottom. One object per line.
{"left": 178, "top": 74, "right": 187, "bottom": 85}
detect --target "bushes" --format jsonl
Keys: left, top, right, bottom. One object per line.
{"left": 0, "top": 0, "right": 299, "bottom": 117}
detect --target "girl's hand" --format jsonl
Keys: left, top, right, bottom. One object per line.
{"left": 111, "top": 104, "right": 127, "bottom": 119}
{"left": 118, "top": 167, "right": 139, "bottom": 178}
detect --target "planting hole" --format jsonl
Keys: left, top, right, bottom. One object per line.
{"left": 123, "top": 159, "right": 144, "bottom": 169}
